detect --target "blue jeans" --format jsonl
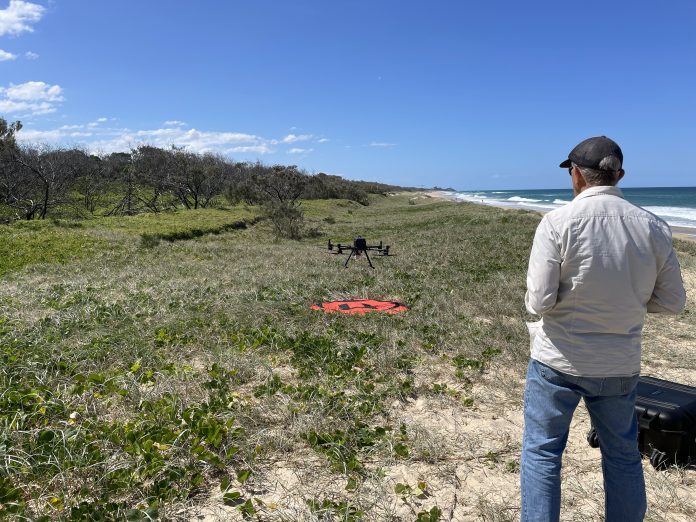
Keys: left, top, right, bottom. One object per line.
{"left": 520, "top": 359, "right": 646, "bottom": 521}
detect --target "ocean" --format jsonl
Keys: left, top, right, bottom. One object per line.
{"left": 450, "top": 187, "right": 696, "bottom": 230}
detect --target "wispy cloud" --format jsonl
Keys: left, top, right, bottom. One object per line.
{"left": 14, "top": 118, "right": 326, "bottom": 159}
{"left": 16, "top": 123, "right": 276, "bottom": 156}
{"left": 0, "top": 48, "right": 17, "bottom": 61}
{"left": 223, "top": 145, "right": 273, "bottom": 155}
{"left": 14, "top": 128, "right": 64, "bottom": 141}
{"left": 0, "top": 81, "right": 64, "bottom": 115}
{"left": 318, "top": 138, "right": 330, "bottom": 143}
{"left": 281, "top": 133, "right": 313, "bottom": 144}
{"left": 369, "top": 141, "right": 396, "bottom": 148}
{"left": 0, "top": 0, "right": 45, "bottom": 37}
{"left": 87, "top": 118, "right": 107, "bottom": 128}
{"left": 24, "top": 50, "right": 38, "bottom": 59}
{"left": 0, "top": 99, "right": 55, "bottom": 114}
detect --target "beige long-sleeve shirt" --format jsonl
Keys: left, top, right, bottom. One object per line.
{"left": 525, "top": 185, "right": 686, "bottom": 377}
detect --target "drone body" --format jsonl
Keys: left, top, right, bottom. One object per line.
{"left": 327, "top": 236, "right": 392, "bottom": 268}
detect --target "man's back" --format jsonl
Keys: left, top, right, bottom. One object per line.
{"left": 526, "top": 185, "right": 685, "bottom": 376}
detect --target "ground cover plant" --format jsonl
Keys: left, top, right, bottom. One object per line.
{"left": 1, "top": 194, "right": 695, "bottom": 520}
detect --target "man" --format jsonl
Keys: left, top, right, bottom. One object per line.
{"left": 520, "top": 136, "right": 686, "bottom": 521}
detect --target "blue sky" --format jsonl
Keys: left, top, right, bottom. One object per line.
{"left": 1, "top": 0, "right": 695, "bottom": 190}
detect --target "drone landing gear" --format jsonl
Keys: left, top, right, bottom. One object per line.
{"left": 344, "top": 249, "right": 375, "bottom": 269}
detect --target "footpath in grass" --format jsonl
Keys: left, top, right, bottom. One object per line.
{"left": 1, "top": 194, "right": 694, "bottom": 520}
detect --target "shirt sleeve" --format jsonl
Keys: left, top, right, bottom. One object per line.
{"left": 647, "top": 245, "right": 687, "bottom": 314}
{"left": 525, "top": 216, "right": 562, "bottom": 315}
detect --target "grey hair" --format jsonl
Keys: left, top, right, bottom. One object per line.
{"left": 573, "top": 161, "right": 621, "bottom": 186}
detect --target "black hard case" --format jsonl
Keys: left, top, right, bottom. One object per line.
{"left": 634, "top": 376, "right": 696, "bottom": 468}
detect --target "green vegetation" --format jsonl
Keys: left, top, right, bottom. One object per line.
{"left": 1, "top": 117, "right": 410, "bottom": 231}
{"left": 0, "top": 194, "right": 694, "bottom": 519}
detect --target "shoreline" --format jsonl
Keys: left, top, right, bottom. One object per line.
{"left": 427, "top": 190, "right": 696, "bottom": 243}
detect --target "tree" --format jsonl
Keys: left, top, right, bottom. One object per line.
{"left": 107, "top": 151, "right": 139, "bottom": 215}
{"left": 168, "top": 148, "right": 226, "bottom": 209}
{"left": 0, "top": 118, "right": 23, "bottom": 218}
{"left": 255, "top": 165, "right": 307, "bottom": 239}
{"left": 255, "top": 164, "right": 306, "bottom": 205}
{"left": 71, "top": 151, "right": 110, "bottom": 214}
{"left": 9, "top": 146, "right": 79, "bottom": 219}
{"left": 224, "top": 161, "right": 267, "bottom": 205}
{"left": 0, "top": 118, "right": 21, "bottom": 153}
{"left": 131, "top": 145, "right": 175, "bottom": 212}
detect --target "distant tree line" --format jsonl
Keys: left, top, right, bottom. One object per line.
{"left": 0, "top": 117, "right": 410, "bottom": 231}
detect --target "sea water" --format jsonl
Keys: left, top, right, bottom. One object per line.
{"left": 451, "top": 187, "right": 696, "bottom": 229}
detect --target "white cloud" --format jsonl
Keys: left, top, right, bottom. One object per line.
{"left": 24, "top": 50, "right": 38, "bottom": 59}
{"left": 0, "top": 0, "right": 45, "bottom": 37}
{"left": 224, "top": 145, "right": 273, "bottom": 154}
{"left": 15, "top": 128, "right": 64, "bottom": 141}
{"left": 2, "top": 81, "right": 63, "bottom": 101}
{"left": 318, "top": 138, "right": 330, "bottom": 143}
{"left": 0, "top": 81, "right": 64, "bottom": 115}
{"left": 281, "top": 133, "right": 312, "bottom": 143}
{"left": 86, "top": 117, "right": 108, "bottom": 128}
{"left": 0, "top": 99, "right": 55, "bottom": 114}
{"left": 85, "top": 128, "right": 269, "bottom": 155}
{"left": 13, "top": 122, "right": 324, "bottom": 159}
{"left": 0, "top": 48, "right": 17, "bottom": 61}
{"left": 369, "top": 141, "right": 396, "bottom": 148}
{"left": 163, "top": 120, "right": 186, "bottom": 127}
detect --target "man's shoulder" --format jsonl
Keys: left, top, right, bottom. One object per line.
{"left": 542, "top": 202, "right": 575, "bottom": 225}
{"left": 544, "top": 194, "right": 673, "bottom": 241}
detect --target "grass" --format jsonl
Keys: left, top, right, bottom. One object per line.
{"left": 0, "top": 194, "right": 694, "bottom": 520}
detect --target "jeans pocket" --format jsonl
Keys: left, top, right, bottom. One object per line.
{"left": 537, "top": 361, "right": 568, "bottom": 386}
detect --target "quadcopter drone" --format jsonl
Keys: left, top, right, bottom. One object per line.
{"left": 327, "top": 236, "right": 392, "bottom": 268}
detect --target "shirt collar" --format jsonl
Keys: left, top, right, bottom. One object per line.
{"left": 573, "top": 185, "right": 624, "bottom": 202}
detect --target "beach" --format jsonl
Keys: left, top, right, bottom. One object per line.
{"left": 431, "top": 190, "right": 696, "bottom": 243}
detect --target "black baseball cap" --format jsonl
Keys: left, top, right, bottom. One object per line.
{"left": 559, "top": 136, "right": 623, "bottom": 171}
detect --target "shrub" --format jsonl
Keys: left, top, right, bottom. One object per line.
{"left": 262, "top": 201, "right": 305, "bottom": 239}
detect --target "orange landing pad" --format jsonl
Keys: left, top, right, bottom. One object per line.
{"left": 311, "top": 299, "right": 409, "bottom": 315}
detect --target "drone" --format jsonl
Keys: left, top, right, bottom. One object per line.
{"left": 327, "top": 236, "right": 392, "bottom": 268}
